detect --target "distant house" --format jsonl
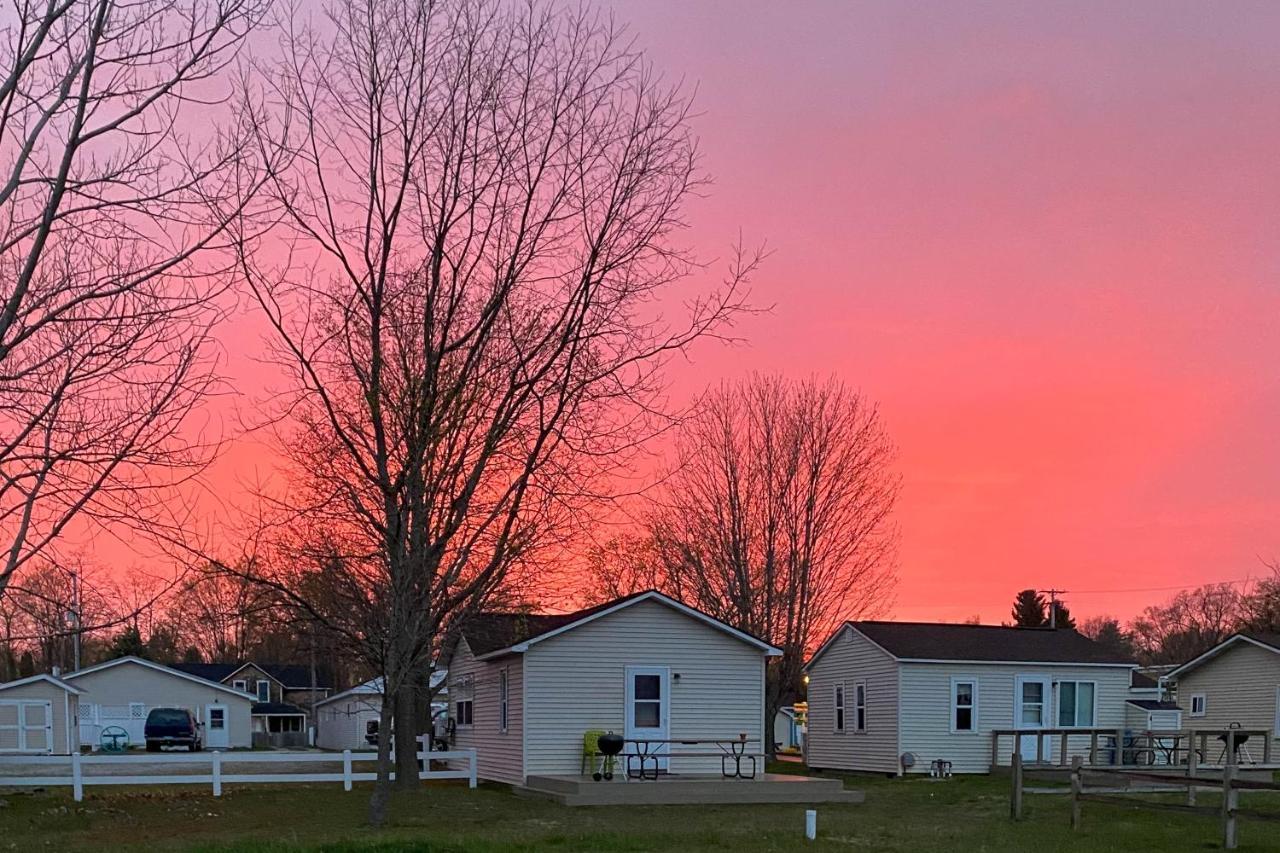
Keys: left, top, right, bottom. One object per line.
{"left": 1125, "top": 670, "right": 1182, "bottom": 734}
{"left": 440, "top": 590, "right": 781, "bottom": 785}
{"left": 314, "top": 671, "right": 448, "bottom": 752}
{"left": 173, "top": 662, "right": 331, "bottom": 747}
{"left": 65, "top": 657, "right": 255, "bottom": 749}
{"left": 1166, "top": 632, "right": 1280, "bottom": 757}
{"left": 804, "top": 621, "right": 1137, "bottom": 775}
{"left": 773, "top": 706, "right": 802, "bottom": 752}
{"left": 0, "top": 673, "right": 83, "bottom": 755}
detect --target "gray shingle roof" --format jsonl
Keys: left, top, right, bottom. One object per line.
{"left": 849, "top": 621, "right": 1136, "bottom": 664}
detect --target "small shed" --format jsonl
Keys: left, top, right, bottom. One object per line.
{"left": 0, "top": 673, "right": 82, "bottom": 755}
{"left": 314, "top": 672, "right": 447, "bottom": 751}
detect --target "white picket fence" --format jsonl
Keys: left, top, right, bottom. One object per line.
{"left": 1, "top": 747, "right": 478, "bottom": 802}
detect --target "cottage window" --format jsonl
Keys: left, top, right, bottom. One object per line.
{"left": 498, "top": 668, "right": 509, "bottom": 733}
{"left": 1056, "top": 681, "right": 1096, "bottom": 727}
{"left": 834, "top": 683, "right": 846, "bottom": 732}
{"left": 232, "top": 679, "right": 247, "bottom": 692}
{"left": 455, "top": 674, "right": 475, "bottom": 728}
{"left": 1190, "top": 693, "right": 1207, "bottom": 717}
{"left": 853, "top": 680, "right": 867, "bottom": 732}
{"left": 256, "top": 680, "right": 271, "bottom": 702}
{"left": 951, "top": 679, "right": 977, "bottom": 732}
{"left": 268, "top": 715, "right": 303, "bottom": 733}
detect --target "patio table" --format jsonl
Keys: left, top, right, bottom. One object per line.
{"left": 623, "top": 736, "right": 760, "bottom": 781}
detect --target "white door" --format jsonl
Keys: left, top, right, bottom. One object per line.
{"left": 1014, "top": 676, "right": 1051, "bottom": 762}
{"left": 205, "top": 704, "right": 229, "bottom": 748}
{"left": 625, "top": 666, "right": 670, "bottom": 771}
{"left": 0, "top": 701, "right": 52, "bottom": 753}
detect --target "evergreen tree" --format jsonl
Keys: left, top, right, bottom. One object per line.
{"left": 1050, "top": 600, "right": 1076, "bottom": 630}
{"left": 106, "top": 626, "right": 148, "bottom": 660}
{"left": 1011, "top": 589, "right": 1048, "bottom": 627}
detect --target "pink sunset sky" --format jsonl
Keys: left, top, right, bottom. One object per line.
{"left": 170, "top": 1, "right": 1280, "bottom": 625}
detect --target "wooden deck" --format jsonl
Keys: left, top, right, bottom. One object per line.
{"left": 515, "top": 772, "right": 863, "bottom": 807}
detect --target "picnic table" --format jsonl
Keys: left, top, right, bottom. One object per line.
{"left": 624, "top": 735, "right": 761, "bottom": 780}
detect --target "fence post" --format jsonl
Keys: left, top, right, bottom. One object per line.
{"left": 1186, "top": 734, "right": 1198, "bottom": 806}
{"left": 1059, "top": 732, "right": 1069, "bottom": 767}
{"left": 1222, "top": 749, "right": 1237, "bottom": 850}
{"left": 467, "top": 748, "right": 477, "bottom": 789}
{"left": 1070, "top": 756, "right": 1083, "bottom": 831}
{"left": 343, "top": 749, "right": 353, "bottom": 791}
{"left": 1010, "top": 752, "right": 1024, "bottom": 820}
{"left": 212, "top": 751, "right": 222, "bottom": 797}
{"left": 1115, "top": 728, "right": 1125, "bottom": 766}
{"left": 1089, "top": 731, "right": 1098, "bottom": 767}
{"left": 71, "top": 751, "right": 83, "bottom": 803}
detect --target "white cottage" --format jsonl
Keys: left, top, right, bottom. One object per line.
{"left": 314, "top": 671, "right": 447, "bottom": 752}
{"left": 65, "top": 656, "right": 255, "bottom": 750}
{"left": 441, "top": 590, "right": 781, "bottom": 785}
{"left": 804, "top": 621, "right": 1138, "bottom": 775}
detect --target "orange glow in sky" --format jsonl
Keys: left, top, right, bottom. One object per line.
{"left": 105, "top": 1, "right": 1280, "bottom": 626}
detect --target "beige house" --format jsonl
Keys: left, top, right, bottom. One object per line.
{"left": 0, "top": 673, "right": 83, "bottom": 754}
{"left": 173, "top": 662, "right": 329, "bottom": 747}
{"left": 65, "top": 657, "right": 255, "bottom": 750}
{"left": 1166, "top": 632, "right": 1280, "bottom": 759}
{"left": 442, "top": 591, "right": 781, "bottom": 785}
{"left": 804, "top": 621, "right": 1138, "bottom": 775}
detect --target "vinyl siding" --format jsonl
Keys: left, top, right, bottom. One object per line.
{"left": 522, "top": 599, "right": 767, "bottom": 779}
{"left": 0, "top": 680, "right": 78, "bottom": 754}
{"left": 67, "top": 661, "right": 253, "bottom": 748}
{"left": 447, "top": 638, "right": 525, "bottom": 785}
{"left": 315, "top": 693, "right": 381, "bottom": 751}
{"left": 1176, "top": 642, "right": 1280, "bottom": 753}
{"left": 899, "top": 662, "right": 1133, "bottom": 774}
{"left": 804, "top": 626, "right": 900, "bottom": 774}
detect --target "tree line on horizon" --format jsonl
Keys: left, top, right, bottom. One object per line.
{"left": 1005, "top": 577, "right": 1280, "bottom": 666}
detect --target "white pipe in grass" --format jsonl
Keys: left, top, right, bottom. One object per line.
{"left": 805, "top": 809, "right": 817, "bottom": 841}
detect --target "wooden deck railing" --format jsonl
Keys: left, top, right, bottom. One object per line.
{"left": 990, "top": 727, "right": 1275, "bottom": 772}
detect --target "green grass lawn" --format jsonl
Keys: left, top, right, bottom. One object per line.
{"left": 4, "top": 765, "right": 1280, "bottom": 852}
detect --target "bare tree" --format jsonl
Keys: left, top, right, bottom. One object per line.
{"left": 645, "top": 375, "right": 898, "bottom": 757}
{"left": 1129, "top": 583, "right": 1242, "bottom": 664}
{"left": 0, "top": 0, "right": 271, "bottom": 600}
{"left": 230, "top": 0, "right": 753, "bottom": 822}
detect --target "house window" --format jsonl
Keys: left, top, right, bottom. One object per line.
{"left": 1057, "top": 681, "right": 1096, "bottom": 727}
{"left": 498, "top": 668, "right": 508, "bottom": 733}
{"left": 853, "top": 680, "right": 867, "bottom": 732}
{"left": 951, "top": 679, "right": 977, "bottom": 733}
{"left": 1190, "top": 693, "right": 1207, "bottom": 717}
{"left": 256, "top": 680, "right": 270, "bottom": 702}
{"left": 233, "top": 679, "right": 247, "bottom": 692}
{"left": 455, "top": 674, "right": 474, "bottom": 728}
{"left": 267, "top": 716, "right": 303, "bottom": 733}
{"left": 834, "top": 683, "right": 846, "bottom": 732}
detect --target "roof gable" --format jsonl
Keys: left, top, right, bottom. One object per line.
{"left": 458, "top": 591, "right": 782, "bottom": 660}
{"left": 0, "top": 673, "right": 83, "bottom": 695}
{"left": 64, "top": 656, "right": 256, "bottom": 699}
{"left": 807, "top": 621, "right": 1136, "bottom": 670}
{"left": 1166, "top": 632, "right": 1280, "bottom": 680}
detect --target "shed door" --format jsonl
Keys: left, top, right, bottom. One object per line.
{"left": 205, "top": 704, "right": 229, "bottom": 748}
{"left": 625, "top": 666, "right": 670, "bottom": 770}
{"left": 0, "top": 700, "right": 52, "bottom": 753}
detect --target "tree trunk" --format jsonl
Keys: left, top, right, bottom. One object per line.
{"left": 393, "top": 679, "right": 420, "bottom": 789}
{"left": 367, "top": 696, "right": 396, "bottom": 827}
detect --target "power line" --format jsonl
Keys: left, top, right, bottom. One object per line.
{"left": 1064, "top": 576, "right": 1257, "bottom": 596}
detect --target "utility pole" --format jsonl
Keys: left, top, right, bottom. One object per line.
{"left": 68, "top": 570, "right": 82, "bottom": 671}
{"left": 1039, "top": 588, "right": 1068, "bottom": 629}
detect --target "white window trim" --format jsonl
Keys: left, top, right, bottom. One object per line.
{"left": 853, "top": 680, "right": 867, "bottom": 733}
{"left": 498, "top": 668, "right": 509, "bottom": 734}
{"left": 232, "top": 679, "right": 247, "bottom": 692}
{"left": 1056, "top": 679, "right": 1098, "bottom": 728}
{"left": 456, "top": 674, "right": 475, "bottom": 729}
{"left": 256, "top": 679, "right": 270, "bottom": 702}
{"left": 1190, "top": 693, "right": 1207, "bottom": 718}
{"left": 833, "top": 681, "right": 846, "bottom": 733}
{"left": 950, "top": 677, "right": 979, "bottom": 734}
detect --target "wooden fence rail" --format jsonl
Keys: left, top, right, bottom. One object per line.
{"left": 1012, "top": 730, "right": 1280, "bottom": 850}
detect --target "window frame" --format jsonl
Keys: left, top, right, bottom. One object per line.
{"left": 256, "top": 679, "right": 271, "bottom": 703}
{"left": 455, "top": 673, "right": 475, "bottom": 729}
{"left": 833, "top": 682, "right": 846, "bottom": 733}
{"left": 1189, "top": 693, "right": 1207, "bottom": 718}
{"left": 950, "top": 677, "right": 978, "bottom": 734}
{"left": 498, "top": 668, "right": 509, "bottom": 734}
{"left": 232, "top": 679, "right": 247, "bottom": 692}
{"left": 853, "top": 680, "right": 867, "bottom": 733}
{"left": 1055, "top": 679, "right": 1098, "bottom": 728}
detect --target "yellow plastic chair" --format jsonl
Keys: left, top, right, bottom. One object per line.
{"left": 581, "top": 728, "right": 605, "bottom": 777}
